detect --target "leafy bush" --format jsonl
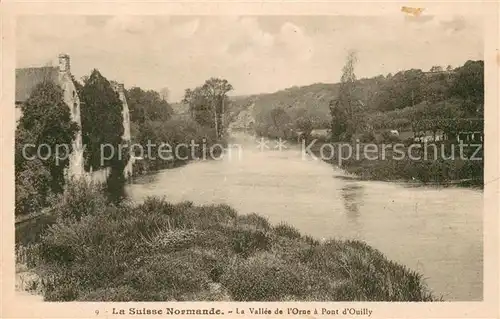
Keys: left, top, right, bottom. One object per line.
{"left": 120, "top": 251, "right": 212, "bottom": 301}
{"left": 78, "top": 286, "right": 142, "bottom": 301}
{"left": 15, "top": 159, "right": 53, "bottom": 216}
{"left": 52, "top": 178, "right": 107, "bottom": 221}
{"left": 273, "top": 222, "right": 301, "bottom": 239}
{"left": 237, "top": 213, "right": 271, "bottom": 231}
{"left": 15, "top": 81, "right": 79, "bottom": 215}
{"left": 359, "top": 131, "right": 377, "bottom": 143}
{"left": 220, "top": 252, "right": 311, "bottom": 301}
{"left": 380, "top": 131, "right": 401, "bottom": 143}
{"left": 230, "top": 228, "right": 271, "bottom": 258}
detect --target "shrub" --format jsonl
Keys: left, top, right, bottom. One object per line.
{"left": 303, "top": 240, "right": 435, "bottom": 301}
{"left": 78, "top": 286, "right": 141, "bottom": 301}
{"left": 145, "top": 229, "right": 202, "bottom": 252}
{"left": 15, "top": 159, "right": 53, "bottom": 216}
{"left": 273, "top": 222, "right": 301, "bottom": 239}
{"left": 194, "top": 230, "right": 233, "bottom": 258}
{"left": 359, "top": 131, "right": 376, "bottom": 143}
{"left": 237, "top": 213, "right": 271, "bottom": 231}
{"left": 230, "top": 228, "right": 271, "bottom": 258}
{"left": 220, "top": 252, "right": 311, "bottom": 301}
{"left": 303, "top": 235, "right": 320, "bottom": 246}
{"left": 137, "top": 196, "right": 176, "bottom": 215}
{"left": 53, "top": 179, "right": 107, "bottom": 221}
{"left": 380, "top": 131, "right": 401, "bottom": 143}
{"left": 198, "top": 203, "right": 238, "bottom": 226}
{"left": 120, "top": 251, "right": 212, "bottom": 301}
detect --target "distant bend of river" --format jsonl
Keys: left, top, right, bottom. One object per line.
{"left": 126, "top": 134, "right": 483, "bottom": 301}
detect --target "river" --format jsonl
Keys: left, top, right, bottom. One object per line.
{"left": 125, "top": 134, "right": 483, "bottom": 301}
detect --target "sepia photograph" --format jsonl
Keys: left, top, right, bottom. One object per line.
{"left": 2, "top": 2, "right": 497, "bottom": 315}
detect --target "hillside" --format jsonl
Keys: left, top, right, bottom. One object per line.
{"left": 230, "top": 82, "right": 348, "bottom": 126}
{"left": 228, "top": 60, "right": 483, "bottom": 133}
{"left": 229, "top": 76, "right": 393, "bottom": 123}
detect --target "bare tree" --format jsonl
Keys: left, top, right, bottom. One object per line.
{"left": 430, "top": 65, "right": 443, "bottom": 73}
{"left": 330, "top": 50, "right": 358, "bottom": 142}
{"left": 159, "top": 87, "right": 170, "bottom": 102}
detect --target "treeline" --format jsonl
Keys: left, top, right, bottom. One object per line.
{"left": 234, "top": 60, "right": 483, "bottom": 142}
{"left": 126, "top": 77, "right": 233, "bottom": 174}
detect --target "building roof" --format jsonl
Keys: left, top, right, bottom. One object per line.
{"left": 15, "top": 67, "right": 59, "bottom": 103}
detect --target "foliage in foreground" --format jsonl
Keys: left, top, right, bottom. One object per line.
{"left": 30, "top": 181, "right": 436, "bottom": 301}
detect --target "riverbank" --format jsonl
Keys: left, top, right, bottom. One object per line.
{"left": 299, "top": 138, "right": 484, "bottom": 189}
{"left": 18, "top": 180, "right": 436, "bottom": 302}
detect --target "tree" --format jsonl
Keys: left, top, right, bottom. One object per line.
{"left": 330, "top": 50, "right": 358, "bottom": 141}
{"left": 80, "top": 69, "right": 128, "bottom": 202}
{"left": 183, "top": 87, "right": 215, "bottom": 128}
{"left": 183, "top": 78, "right": 233, "bottom": 138}
{"left": 126, "top": 87, "right": 173, "bottom": 124}
{"left": 159, "top": 87, "right": 170, "bottom": 102}
{"left": 329, "top": 99, "right": 347, "bottom": 142}
{"left": 15, "top": 81, "right": 79, "bottom": 214}
{"left": 80, "top": 69, "right": 124, "bottom": 171}
{"left": 449, "top": 60, "right": 484, "bottom": 115}
{"left": 422, "top": 72, "right": 450, "bottom": 104}
{"left": 269, "top": 107, "right": 292, "bottom": 138}
{"left": 429, "top": 65, "right": 443, "bottom": 73}
{"left": 18, "top": 81, "right": 79, "bottom": 192}
{"left": 295, "top": 116, "right": 313, "bottom": 139}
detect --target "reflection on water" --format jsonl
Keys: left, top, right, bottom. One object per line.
{"left": 341, "top": 183, "right": 363, "bottom": 223}
{"left": 126, "top": 136, "right": 483, "bottom": 301}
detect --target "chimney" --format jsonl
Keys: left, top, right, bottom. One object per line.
{"left": 117, "top": 83, "right": 125, "bottom": 94}
{"left": 111, "top": 81, "right": 125, "bottom": 94}
{"left": 112, "top": 81, "right": 125, "bottom": 94}
{"left": 58, "top": 53, "right": 70, "bottom": 73}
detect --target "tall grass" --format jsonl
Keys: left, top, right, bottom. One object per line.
{"left": 25, "top": 181, "right": 437, "bottom": 301}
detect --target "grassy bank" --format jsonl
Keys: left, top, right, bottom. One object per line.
{"left": 19, "top": 180, "right": 437, "bottom": 302}
{"left": 337, "top": 157, "right": 483, "bottom": 188}
{"left": 304, "top": 139, "right": 483, "bottom": 188}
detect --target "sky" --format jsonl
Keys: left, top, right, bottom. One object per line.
{"left": 16, "top": 15, "right": 483, "bottom": 102}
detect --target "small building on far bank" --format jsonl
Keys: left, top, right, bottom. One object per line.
{"left": 310, "top": 128, "right": 330, "bottom": 139}
{"left": 413, "top": 130, "right": 446, "bottom": 143}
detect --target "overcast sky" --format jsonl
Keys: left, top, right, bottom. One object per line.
{"left": 16, "top": 15, "right": 483, "bottom": 102}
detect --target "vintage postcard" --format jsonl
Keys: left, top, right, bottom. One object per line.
{"left": 1, "top": 1, "right": 498, "bottom": 318}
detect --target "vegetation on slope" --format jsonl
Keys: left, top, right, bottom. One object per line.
{"left": 231, "top": 60, "right": 483, "bottom": 139}
{"left": 26, "top": 180, "right": 436, "bottom": 302}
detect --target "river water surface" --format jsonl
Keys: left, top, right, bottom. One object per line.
{"left": 126, "top": 135, "right": 483, "bottom": 301}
